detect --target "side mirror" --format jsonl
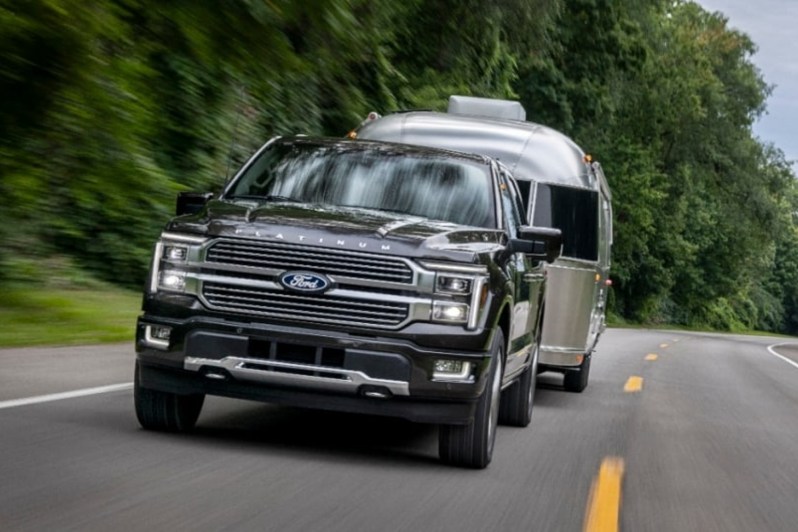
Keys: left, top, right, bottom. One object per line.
{"left": 509, "top": 226, "right": 562, "bottom": 263}
{"left": 176, "top": 192, "right": 214, "bottom": 216}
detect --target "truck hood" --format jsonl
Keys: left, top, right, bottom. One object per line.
{"left": 166, "top": 200, "right": 506, "bottom": 263}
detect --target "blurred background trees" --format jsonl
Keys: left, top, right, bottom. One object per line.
{"left": 1, "top": 0, "right": 796, "bottom": 333}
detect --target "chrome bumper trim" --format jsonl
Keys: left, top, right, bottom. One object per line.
{"left": 539, "top": 347, "right": 585, "bottom": 368}
{"left": 184, "top": 356, "right": 410, "bottom": 396}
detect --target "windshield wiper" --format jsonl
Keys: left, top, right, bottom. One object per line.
{"left": 228, "top": 194, "right": 301, "bottom": 203}
{"left": 344, "top": 205, "right": 418, "bottom": 217}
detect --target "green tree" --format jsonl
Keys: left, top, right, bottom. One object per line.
{"left": 1, "top": 0, "right": 796, "bottom": 333}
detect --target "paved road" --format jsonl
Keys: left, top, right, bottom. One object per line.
{"left": 0, "top": 329, "right": 796, "bottom": 531}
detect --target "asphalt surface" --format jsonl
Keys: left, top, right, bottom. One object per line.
{"left": 0, "top": 329, "right": 796, "bottom": 531}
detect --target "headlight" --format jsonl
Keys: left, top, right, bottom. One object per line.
{"left": 158, "top": 270, "right": 186, "bottom": 292}
{"left": 419, "top": 262, "right": 490, "bottom": 330}
{"left": 149, "top": 232, "right": 207, "bottom": 294}
{"left": 163, "top": 244, "right": 188, "bottom": 262}
{"left": 432, "top": 301, "right": 469, "bottom": 324}
{"left": 436, "top": 275, "right": 472, "bottom": 295}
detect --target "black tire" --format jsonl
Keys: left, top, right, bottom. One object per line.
{"left": 134, "top": 362, "right": 205, "bottom": 432}
{"left": 499, "top": 341, "right": 538, "bottom": 427}
{"left": 563, "top": 354, "right": 591, "bottom": 393}
{"left": 439, "top": 330, "right": 504, "bottom": 469}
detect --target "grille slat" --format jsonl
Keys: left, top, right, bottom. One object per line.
{"left": 204, "top": 289, "right": 407, "bottom": 319}
{"left": 200, "top": 239, "right": 416, "bottom": 328}
{"left": 205, "top": 285, "right": 407, "bottom": 313}
{"left": 203, "top": 282, "right": 409, "bottom": 327}
{"left": 206, "top": 240, "right": 413, "bottom": 283}
{"left": 211, "top": 246, "right": 411, "bottom": 272}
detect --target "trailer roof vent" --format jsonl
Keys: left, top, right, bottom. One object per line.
{"left": 447, "top": 95, "right": 526, "bottom": 121}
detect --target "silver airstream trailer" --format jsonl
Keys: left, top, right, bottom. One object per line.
{"left": 355, "top": 96, "right": 612, "bottom": 392}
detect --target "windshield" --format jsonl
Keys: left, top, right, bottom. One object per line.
{"left": 225, "top": 140, "right": 496, "bottom": 228}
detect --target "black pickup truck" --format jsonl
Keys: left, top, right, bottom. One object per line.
{"left": 134, "top": 137, "right": 561, "bottom": 468}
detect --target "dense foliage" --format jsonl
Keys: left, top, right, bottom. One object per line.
{"left": 1, "top": 0, "right": 796, "bottom": 333}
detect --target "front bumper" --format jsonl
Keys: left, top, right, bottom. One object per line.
{"left": 136, "top": 314, "right": 493, "bottom": 425}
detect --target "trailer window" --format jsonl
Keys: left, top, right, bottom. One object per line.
{"left": 532, "top": 184, "right": 598, "bottom": 261}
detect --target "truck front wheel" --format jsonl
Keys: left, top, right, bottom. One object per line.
{"left": 134, "top": 362, "right": 204, "bottom": 432}
{"left": 439, "top": 330, "right": 504, "bottom": 469}
{"left": 499, "top": 341, "right": 538, "bottom": 427}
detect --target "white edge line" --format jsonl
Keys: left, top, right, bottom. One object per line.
{"left": 0, "top": 383, "right": 133, "bottom": 410}
{"left": 767, "top": 343, "right": 798, "bottom": 370}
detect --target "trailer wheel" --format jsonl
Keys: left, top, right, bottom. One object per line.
{"left": 499, "top": 341, "right": 538, "bottom": 427}
{"left": 134, "top": 362, "right": 204, "bottom": 432}
{"left": 563, "top": 354, "right": 591, "bottom": 393}
{"left": 439, "top": 330, "right": 504, "bottom": 469}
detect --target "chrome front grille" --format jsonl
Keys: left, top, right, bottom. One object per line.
{"left": 206, "top": 239, "right": 414, "bottom": 284}
{"left": 202, "top": 282, "right": 410, "bottom": 328}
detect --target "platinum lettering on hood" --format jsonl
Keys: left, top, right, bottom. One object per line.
{"left": 233, "top": 227, "right": 392, "bottom": 250}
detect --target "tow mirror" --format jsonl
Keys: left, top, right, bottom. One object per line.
{"left": 176, "top": 192, "right": 214, "bottom": 216}
{"left": 509, "top": 226, "right": 562, "bottom": 263}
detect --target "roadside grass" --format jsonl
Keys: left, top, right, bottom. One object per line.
{"left": 0, "top": 284, "right": 141, "bottom": 348}
{"left": 606, "top": 311, "right": 792, "bottom": 338}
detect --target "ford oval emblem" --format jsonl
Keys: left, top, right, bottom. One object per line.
{"left": 279, "top": 271, "right": 331, "bottom": 293}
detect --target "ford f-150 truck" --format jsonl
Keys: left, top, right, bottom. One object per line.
{"left": 134, "top": 137, "right": 561, "bottom": 468}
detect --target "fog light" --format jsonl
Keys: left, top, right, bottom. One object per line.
{"left": 432, "top": 302, "right": 468, "bottom": 323}
{"left": 144, "top": 325, "right": 171, "bottom": 349}
{"left": 433, "top": 360, "right": 472, "bottom": 381}
{"left": 151, "top": 326, "right": 171, "bottom": 340}
{"left": 159, "top": 270, "right": 186, "bottom": 292}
